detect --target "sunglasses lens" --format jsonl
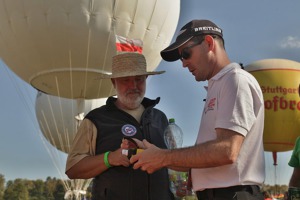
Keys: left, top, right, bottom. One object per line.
{"left": 181, "top": 48, "right": 190, "bottom": 60}
{"left": 180, "top": 38, "right": 205, "bottom": 61}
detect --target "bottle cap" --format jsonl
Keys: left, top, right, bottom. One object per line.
{"left": 169, "top": 118, "right": 175, "bottom": 123}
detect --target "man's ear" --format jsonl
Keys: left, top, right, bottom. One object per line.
{"left": 204, "top": 35, "right": 215, "bottom": 50}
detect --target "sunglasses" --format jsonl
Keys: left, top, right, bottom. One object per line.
{"left": 179, "top": 39, "right": 204, "bottom": 61}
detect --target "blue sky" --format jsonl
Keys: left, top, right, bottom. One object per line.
{"left": 1, "top": 0, "right": 300, "bottom": 186}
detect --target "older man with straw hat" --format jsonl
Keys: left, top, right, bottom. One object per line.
{"left": 65, "top": 52, "right": 174, "bottom": 200}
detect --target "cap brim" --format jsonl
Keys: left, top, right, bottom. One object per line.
{"left": 160, "top": 36, "right": 193, "bottom": 62}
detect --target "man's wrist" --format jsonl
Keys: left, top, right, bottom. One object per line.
{"left": 104, "top": 151, "right": 112, "bottom": 168}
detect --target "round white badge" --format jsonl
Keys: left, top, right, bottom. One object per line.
{"left": 121, "top": 124, "right": 137, "bottom": 136}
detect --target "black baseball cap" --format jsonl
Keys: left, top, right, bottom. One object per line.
{"left": 160, "top": 19, "right": 223, "bottom": 62}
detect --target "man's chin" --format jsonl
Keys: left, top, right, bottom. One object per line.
{"left": 122, "top": 97, "right": 143, "bottom": 109}
{"left": 125, "top": 102, "right": 142, "bottom": 109}
{"left": 127, "top": 94, "right": 143, "bottom": 101}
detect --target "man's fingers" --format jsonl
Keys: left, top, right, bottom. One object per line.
{"left": 120, "top": 139, "right": 129, "bottom": 149}
{"left": 142, "top": 139, "right": 152, "bottom": 148}
{"left": 132, "top": 138, "right": 145, "bottom": 149}
{"left": 130, "top": 154, "right": 139, "bottom": 165}
{"left": 132, "top": 162, "right": 141, "bottom": 170}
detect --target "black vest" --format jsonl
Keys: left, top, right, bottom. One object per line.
{"left": 85, "top": 97, "right": 174, "bottom": 200}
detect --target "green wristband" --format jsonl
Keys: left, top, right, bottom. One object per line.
{"left": 104, "top": 151, "right": 112, "bottom": 168}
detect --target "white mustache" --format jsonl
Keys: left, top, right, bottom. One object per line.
{"left": 126, "top": 89, "right": 141, "bottom": 95}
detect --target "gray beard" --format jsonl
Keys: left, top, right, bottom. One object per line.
{"left": 118, "top": 94, "right": 144, "bottom": 110}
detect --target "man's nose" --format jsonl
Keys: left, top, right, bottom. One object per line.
{"left": 182, "top": 59, "right": 188, "bottom": 68}
{"left": 128, "top": 80, "right": 138, "bottom": 88}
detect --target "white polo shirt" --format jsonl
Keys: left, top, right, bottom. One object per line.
{"left": 192, "top": 63, "right": 265, "bottom": 191}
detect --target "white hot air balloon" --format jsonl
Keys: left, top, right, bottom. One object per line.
{"left": 35, "top": 92, "right": 107, "bottom": 153}
{"left": 35, "top": 91, "right": 107, "bottom": 199}
{"left": 0, "top": 0, "right": 180, "bottom": 99}
{"left": 0, "top": 1, "right": 180, "bottom": 198}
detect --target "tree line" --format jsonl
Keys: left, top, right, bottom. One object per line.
{"left": 0, "top": 173, "right": 288, "bottom": 200}
{"left": 0, "top": 174, "right": 92, "bottom": 200}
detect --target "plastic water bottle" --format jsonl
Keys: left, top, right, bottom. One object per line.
{"left": 164, "top": 119, "right": 196, "bottom": 199}
{"left": 164, "top": 118, "right": 185, "bottom": 199}
{"left": 164, "top": 118, "right": 183, "bottom": 149}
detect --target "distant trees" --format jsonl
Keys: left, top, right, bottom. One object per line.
{"left": 28, "top": 179, "right": 47, "bottom": 200}
{"left": 0, "top": 173, "right": 289, "bottom": 200}
{"left": 0, "top": 174, "right": 5, "bottom": 200}
{"left": 0, "top": 175, "right": 91, "bottom": 200}
{"left": 53, "top": 180, "right": 65, "bottom": 200}
{"left": 4, "top": 179, "right": 29, "bottom": 200}
{"left": 44, "top": 177, "right": 58, "bottom": 199}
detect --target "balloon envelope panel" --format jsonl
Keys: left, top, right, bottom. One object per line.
{"left": 0, "top": 0, "right": 180, "bottom": 99}
{"left": 245, "top": 59, "right": 300, "bottom": 152}
{"left": 35, "top": 91, "right": 107, "bottom": 153}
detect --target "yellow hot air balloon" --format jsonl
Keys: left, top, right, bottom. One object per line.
{"left": 245, "top": 59, "right": 300, "bottom": 160}
{"left": 0, "top": 0, "right": 180, "bottom": 99}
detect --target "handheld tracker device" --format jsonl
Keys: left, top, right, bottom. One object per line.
{"left": 122, "top": 137, "right": 143, "bottom": 159}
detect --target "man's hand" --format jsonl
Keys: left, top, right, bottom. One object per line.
{"left": 109, "top": 148, "right": 130, "bottom": 167}
{"left": 121, "top": 137, "right": 145, "bottom": 149}
{"left": 130, "top": 139, "right": 168, "bottom": 174}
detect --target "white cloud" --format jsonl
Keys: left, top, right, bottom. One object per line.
{"left": 280, "top": 36, "right": 300, "bottom": 49}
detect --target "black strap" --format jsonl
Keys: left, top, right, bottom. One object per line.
{"left": 196, "top": 185, "right": 261, "bottom": 200}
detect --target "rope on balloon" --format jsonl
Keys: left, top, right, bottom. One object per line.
{"left": 37, "top": 93, "right": 93, "bottom": 200}
{"left": 1, "top": 62, "right": 92, "bottom": 200}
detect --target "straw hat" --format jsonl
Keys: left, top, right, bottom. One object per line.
{"left": 100, "top": 53, "right": 165, "bottom": 79}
